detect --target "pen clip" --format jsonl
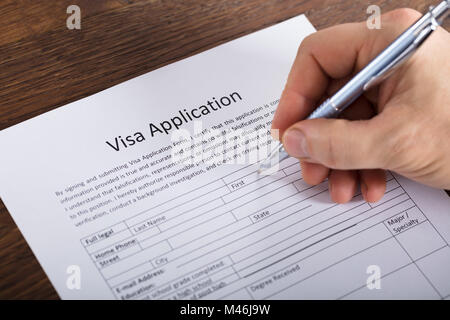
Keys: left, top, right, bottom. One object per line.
{"left": 364, "top": 13, "right": 439, "bottom": 92}
{"left": 363, "top": 42, "right": 416, "bottom": 91}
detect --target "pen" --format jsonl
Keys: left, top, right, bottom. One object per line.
{"left": 258, "top": 0, "right": 450, "bottom": 174}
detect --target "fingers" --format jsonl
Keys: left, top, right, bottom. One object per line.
{"left": 300, "top": 160, "right": 329, "bottom": 185}
{"left": 298, "top": 157, "right": 386, "bottom": 204}
{"left": 359, "top": 169, "right": 386, "bottom": 202}
{"left": 328, "top": 170, "right": 358, "bottom": 204}
{"left": 327, "top": 169, "right": 386, "bottom": 204}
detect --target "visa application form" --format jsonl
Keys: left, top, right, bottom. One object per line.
{"left": 1, "top": 14, "right": 450, "bottom": 300}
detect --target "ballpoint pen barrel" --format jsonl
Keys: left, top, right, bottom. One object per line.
{"left": 306, "top": 98, "right": 342, "bottom": 120}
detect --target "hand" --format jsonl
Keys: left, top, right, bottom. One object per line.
{"left": 271, "top": 8, "right": 450, "bottom": 204}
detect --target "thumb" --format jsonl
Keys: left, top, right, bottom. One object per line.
{"left": 282, "top": 118, "right": 387, "bottom": 170}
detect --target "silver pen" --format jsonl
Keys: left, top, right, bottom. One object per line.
{"left": 259, "top": 0, "right": 449, "bottom": 174}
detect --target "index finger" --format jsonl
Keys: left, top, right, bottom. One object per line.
{"left": 271, "top": 21, "right": 369, "bottom": 137}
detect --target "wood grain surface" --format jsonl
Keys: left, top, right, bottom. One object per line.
{"left": 0, "top": 0, "right": 449, "bottom": 299}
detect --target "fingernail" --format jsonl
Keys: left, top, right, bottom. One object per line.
{"left": 284, "top": 129, "right": 309, "bottom": 158}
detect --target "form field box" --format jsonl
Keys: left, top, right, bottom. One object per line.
{"left": 223, "top": 172, "right": 287, "bottom": 203}
{"left": 86, "top": 229, "right": 133, "bottom": 254}
{"left": 226, "top": 170, "right": 286, "bottom": 193}
{"left": 260, "top": 237, "right": 410, "bottom": 299}
{"left": 416, "top": 246, "right": 450, "bottom": 297}
{"left": 81, "top": 222, "right": 128, "bottom": 247}
{"left": 159, "top": 197, "right": 225, "bottom": 232}
{"left": 232, "top": 201, "right": 371, "bottom": 269}
{"left": 231, "top": 184, "right": 298, "bottom": 220}
{"left": 396, "top": 221, "right": 446, "bottom": 261}
{"left": 101, "top": 240, "right": 171, "bottom": 279}
{"left": 283, "top": 163, "right": 301, "bottom": 176}
{"left": 383, "top": 206, "right": 426, "bottom": 235}
{"left": 344, "top": 264, "right": 439, "bottom": 299}
{"left": 169, "top": 212, "right": 237, "bottom": 248}
{"left": 126, "top": 180, "right": 226, "bottom": 226}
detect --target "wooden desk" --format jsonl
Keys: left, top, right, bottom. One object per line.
{"left": 0, "top": 0, "right": 448, "bottom": 299}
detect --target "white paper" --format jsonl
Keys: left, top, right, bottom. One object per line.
{"left": 1, "top": 14, "right": 450, "bottom": 300}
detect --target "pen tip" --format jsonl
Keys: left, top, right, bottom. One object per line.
{"left": 257, "top": 164, "right": 278, "bottom": 176}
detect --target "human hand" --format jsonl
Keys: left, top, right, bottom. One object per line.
{"left": 271, "top": 9, "right": 450, "bottom": 203}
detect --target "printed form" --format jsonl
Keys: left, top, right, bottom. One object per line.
{"left": 1, "top": 15, "right": 450, "bottom": 300}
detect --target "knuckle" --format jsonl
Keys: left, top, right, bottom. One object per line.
{"left": 298, "top": 33, "right": 315, "bottom": 53}
{"left": 384, "top": 8, "right": 421, "bottom": 27}
{"left": 323, "top": 121, "right": 346, "bottom": 168}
